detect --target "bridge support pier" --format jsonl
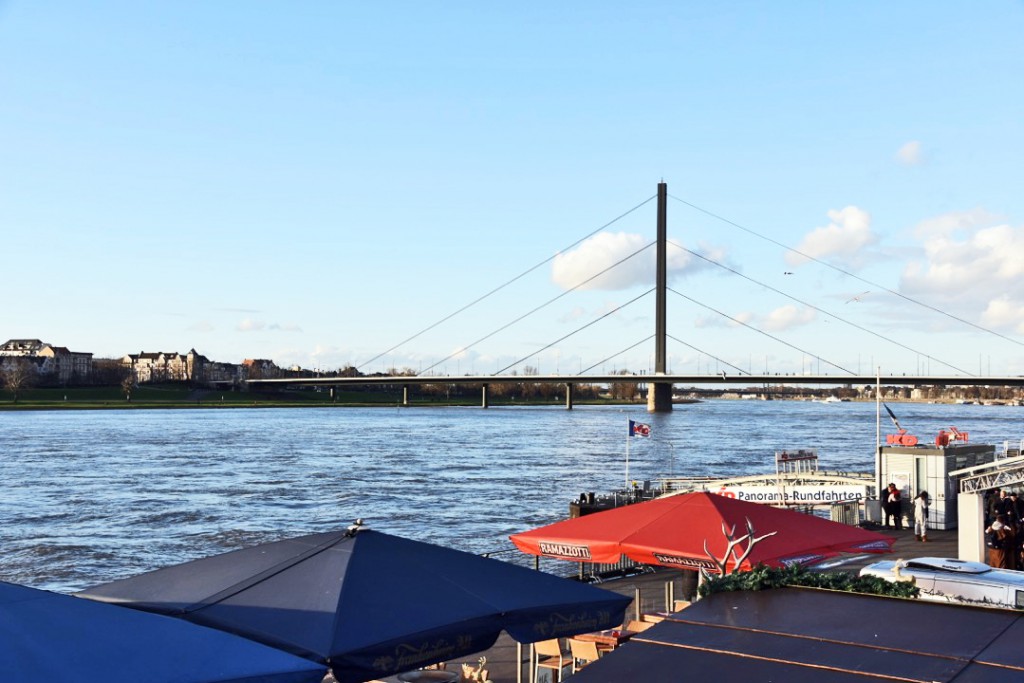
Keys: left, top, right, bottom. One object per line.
{"left": 481, "top": 383, "right": 489, "bottom": 408}
{"left": 647, "top": 379, "right": 673, "bottom": 413}
{"left": 565, "top": 383, "right": 574, "bottom": 410}
{"left": 402, "top": 385, "right": 409, "bottom": 407}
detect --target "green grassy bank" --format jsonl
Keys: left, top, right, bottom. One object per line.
{"left": 0, "top": 385, "right": 622, "bottom": 410}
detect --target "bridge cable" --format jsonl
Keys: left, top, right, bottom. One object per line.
{"left": 358, "top": 194, "right": 658, "bottom": 371}
{"left": 581, "top": 333, "right": 746, "bottom": 376}
{"left": 667, "top": 239, "right": 974, "bottom": 376}
{"left": 666, "top": 286, "right": 855, "bottom": 375}
{"left": 664, "top": 334, "right": 749, "bottom": 375}
{"left": 579, "top": 336, "right": 654, "bottom": 374}
{"left": 418, "top": 241, "right": 657, "bottom": 376}
{"left": 494, "top": 289, "right": 655, "bottom": 376}
{"left": 668, "top": 194, "right": 1024, "bottom": 349}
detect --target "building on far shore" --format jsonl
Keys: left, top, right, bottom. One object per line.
{"left": 121, "top": 350, "right": 199, "bottom": 383}
{"left": 0, "top": 338, "right": 93, "bottom": 384}
{"left": 121, "top": 348, "right": 246, "bottom": 386}
{"left": 242, "top": 358, "right": 281, "bottom": 379}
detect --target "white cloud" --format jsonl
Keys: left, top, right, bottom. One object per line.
{"left": 902, "top": 211, "right": 1024, "bottom": 331}
{"left": 692, "top": 315, "right": 719, "bottom": 329}
{"left": 786, "top": 206, "right": 878, "bottom": 267}
{"left": 268, "top": 344, "right": 360, "bottom": 372}
{"left": 761, "top": 305, "right": 817, "bottom": 332}
{"left": 912, "top": 208, "right": 1001, "bottom": 240}
{"left": 981, "top": 297, "right": 1024, "bottom": 334}
{"left": 187, "top": 320, "right": 215, "bottom": 332}
{"left": 551, "top": 231, "right": 703, "bottom": 291}
{"left": 693, "top": 305, "right": 814, "bottom": 335}
{"left": 731, "top": 311, "right": 754, "bottom": 326}
{"left": 694, "top": 310, "right": 750, "bottom": 329}
{"left": 558, "top": 306, "right": 587, "bottom": 324}
{"left": 896, "top": 140, "right": 924, "bottom": 166}
{"left": 236, "top": 319, "right": 302, "bottom": 332}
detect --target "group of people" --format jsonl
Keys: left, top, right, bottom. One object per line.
{"left": 882, "top": 482, "right": 931, "bottom": 542}
{"left": 880, "top": 484, "right": 1024, "bottom": 568}
{"left": 984, "top": 488, "right": 1024, "bottom": 570}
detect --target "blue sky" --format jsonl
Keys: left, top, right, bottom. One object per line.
{"left": 2, "top": 2, "right": 1023, "bottom": 378}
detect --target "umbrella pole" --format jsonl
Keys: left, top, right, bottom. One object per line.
{"left": 625, "top": 431, "right": 631, "bottom": 490}
{"left": 634, "top": 586, "right": 641, "bottom": 621}
{"left": 518, "top": 642, "right": 524, "bottom": 683}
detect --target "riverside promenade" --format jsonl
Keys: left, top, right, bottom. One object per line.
{"left": 441, "top": 526, "right": 957, "bottom": 683}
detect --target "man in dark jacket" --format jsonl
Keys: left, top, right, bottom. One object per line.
{"left": 986, "top": 488, "right": 1002, "bottom": 526}
{"left": 883, "top": 483, "right": 902, "bottom": 529}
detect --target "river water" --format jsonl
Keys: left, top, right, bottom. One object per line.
{"left": 1, "top": 400, "right": 1019, "bottom": 592}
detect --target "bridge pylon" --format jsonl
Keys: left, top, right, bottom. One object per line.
{"left": 648, "top": 181, "right": 673, "bottom": 413}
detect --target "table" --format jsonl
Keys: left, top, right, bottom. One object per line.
{"left": 395, "top": 671, "right": 459, "bottom": 682}
{"left": 574, "top": 629, "right": 636, "bottom": 649}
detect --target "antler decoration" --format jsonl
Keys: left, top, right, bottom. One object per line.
{"left": 460, "top": 656, "right": 491, "bottom": 682}
{"left": 701, "top": 517, "right": 778, "bottom": 578}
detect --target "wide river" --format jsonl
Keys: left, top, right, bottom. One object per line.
{"left": 1, "top": 400, "right": 1020, "bottom": 592}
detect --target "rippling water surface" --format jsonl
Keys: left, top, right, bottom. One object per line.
{"left": 1, "top": 400, "right": 1019, "bottom": 591}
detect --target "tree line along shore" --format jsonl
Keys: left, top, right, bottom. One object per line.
{"left": 0, "top": 382, "right": 630, "bottom": 409}
{"left": 3, "top": 381, "right": 1020, "bottom": 410}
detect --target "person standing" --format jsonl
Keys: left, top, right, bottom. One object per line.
{"left": 884, "top": 483, "right": 902, "bottom": 529}
{"left": 986, "top": 487, "right": 1002, "bottom": 526}
{"left": 995, "top": 489, "right": 1015, "bottom": 521}
{"left": 1009, "top": 492, "right": 1024, "bottom": 530}
{"left": 913, "top": 491, "right": 930, "bottom": 542}
{"left": 986, "top": 515, "right": 1015, "bottom": 569}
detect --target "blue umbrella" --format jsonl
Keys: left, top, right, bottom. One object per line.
{"left": 0, "top": 580, "right": 327, "bottom": 683}
{"left": 79, "top": 523, "right": 630, "bottom": 683}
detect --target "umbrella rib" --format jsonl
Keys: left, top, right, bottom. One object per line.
{"left": 179, "top": 534, "right": 349, "bottom": 614}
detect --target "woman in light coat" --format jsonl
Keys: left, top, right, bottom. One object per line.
{"left": 913, "top": 490, "right": 929, "bottom": 542}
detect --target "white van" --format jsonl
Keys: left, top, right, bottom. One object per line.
{"left": 859, "top": 557, "right": 1024, "bottom": 610}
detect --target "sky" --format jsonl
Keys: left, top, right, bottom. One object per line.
{"left": 2, "top": 2, "right": 1023, "bottom": 379}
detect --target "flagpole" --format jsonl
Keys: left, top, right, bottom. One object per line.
{"left": 625, "top": 419, "right": 631, "bottom": 490}
{"left": 875, "top": 367, "right": 880, "bottom": 453}
{"left": 875, "top": 366, "right": 882, "bottom": 503}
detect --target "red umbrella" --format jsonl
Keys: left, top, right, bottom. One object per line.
{"left": 510, "top": 492, "right": 893, "bottom": 573}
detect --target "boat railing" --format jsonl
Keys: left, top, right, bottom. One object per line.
{"left": 998, "top": 439, "right": 1024, "bottom": 460}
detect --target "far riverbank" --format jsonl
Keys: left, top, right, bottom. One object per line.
{"left": 0, "top": 384, "right": 635, "bottom": 411}
{"left": 3, "top": 383, "right": 1016, "bottom": 410}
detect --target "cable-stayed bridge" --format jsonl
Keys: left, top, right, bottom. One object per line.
{"left": 249, "top": 371, "right": 1024, "bottom": 411}
{"left": 249, "top": 182, "right": 1023, "bottom": 410}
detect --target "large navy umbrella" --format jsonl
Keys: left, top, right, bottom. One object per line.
{"left": 0, "top": 580, "right": 326, "bottom": 683}
{"left": 79, "top": 523, "right": 630, "bottom": 683}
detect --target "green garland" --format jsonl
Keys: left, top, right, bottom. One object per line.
{"left": 697, "top": 563, "right": 920, "bottom": 599}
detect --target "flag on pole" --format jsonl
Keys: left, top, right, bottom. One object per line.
{"left": 883, "top": 403, "right": 902, "bottom": 431}
{"left": 629, "top": 419, "right": 651, "bottom": 437}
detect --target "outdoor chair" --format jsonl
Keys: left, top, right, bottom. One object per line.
{"left": 568, "top": 638, "right": 605, "bottom": 673}
{"left": 534, "top": 638, "right": 569, "bottom": 683}
{"left": 626, "top": 619, "right": 654, "bottom": 632}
